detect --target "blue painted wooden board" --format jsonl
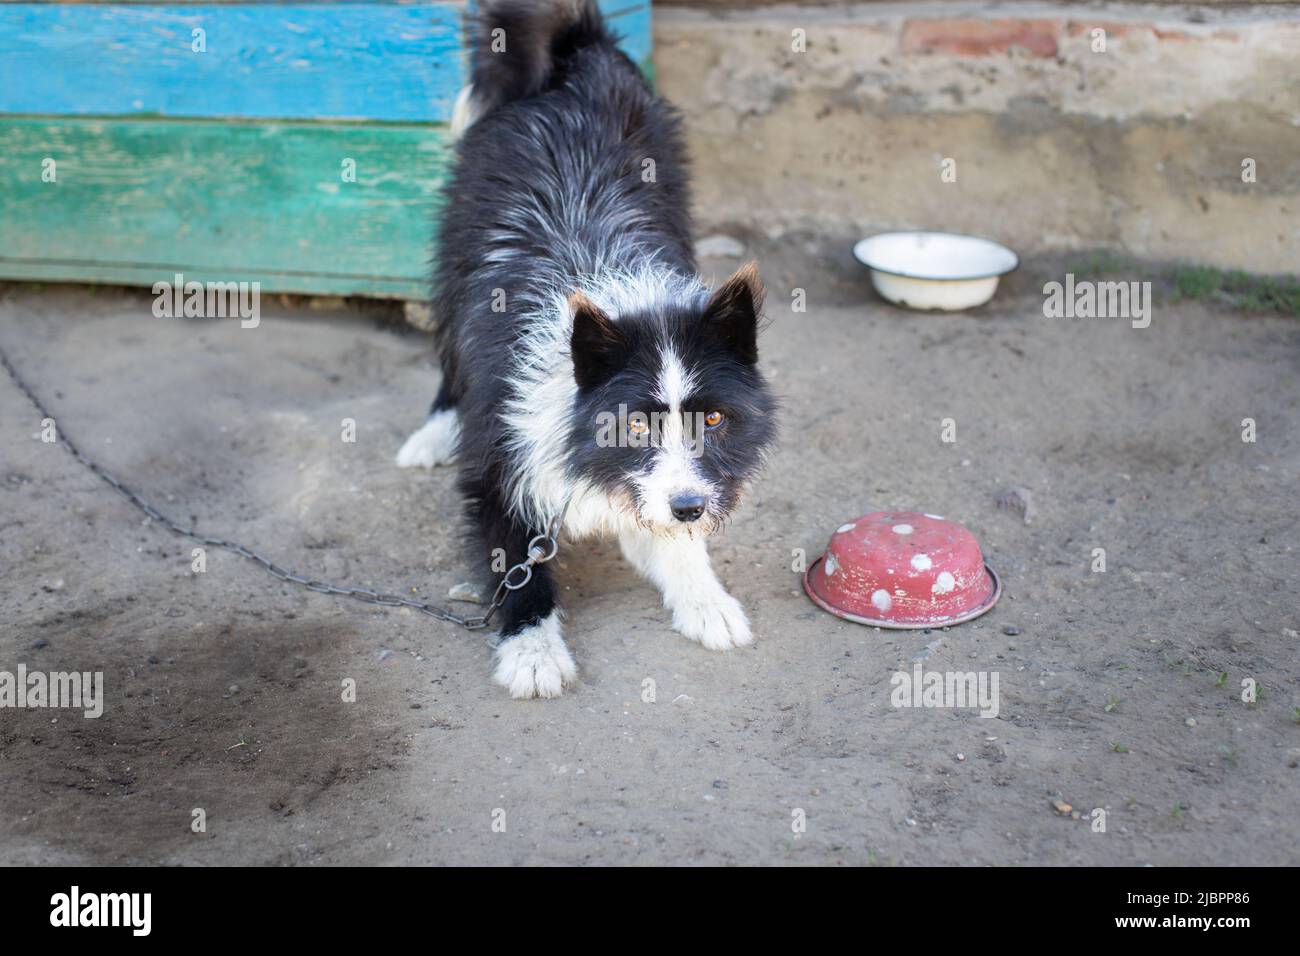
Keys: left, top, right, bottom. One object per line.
{"left": 0, "top": 1, "right": 652, "bottom": 122}
{"left": 0, "top": 3, "right": 464, "bottom": 122}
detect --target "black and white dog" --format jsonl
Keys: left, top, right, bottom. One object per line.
{"left": 397, "top": 0, "right": 777, "bottom": 698}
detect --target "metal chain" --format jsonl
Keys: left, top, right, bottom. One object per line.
{"left": 0, "top": 344, "right": 565, "bottom": 632}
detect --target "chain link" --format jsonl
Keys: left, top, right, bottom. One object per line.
{"left": 0, "top": 344, "right": 565, "bottom": 631}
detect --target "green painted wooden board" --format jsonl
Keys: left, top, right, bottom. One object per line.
{"left": 0, "top": 119, "right": 450, "bottom": 298}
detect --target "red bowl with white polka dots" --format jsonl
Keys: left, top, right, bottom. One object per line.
{"left": 803, "top": 511, "right": 1000, "bottom": 628}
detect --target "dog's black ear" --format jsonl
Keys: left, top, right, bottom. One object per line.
{"left": 702, "top": 261, "right": 764, "bottom": 364}
{"left": 570, "top": 292, "right": 627, "bottom": 390}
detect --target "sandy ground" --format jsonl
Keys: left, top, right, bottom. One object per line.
{"left": 1, "top": 256, "right": 1297, "bottom": 866}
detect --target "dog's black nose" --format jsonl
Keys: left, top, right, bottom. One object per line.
{"left": 670, "top": 493, "right": 706, "bottom": 522}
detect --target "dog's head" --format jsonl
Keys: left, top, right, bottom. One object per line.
{"left": 567, "top": 262, "right": 778, "bottom": 535}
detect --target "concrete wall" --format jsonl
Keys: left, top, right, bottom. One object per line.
{"left": 654, "top": 2, "right": 1300, "bottom": 272}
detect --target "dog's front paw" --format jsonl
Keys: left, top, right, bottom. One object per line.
{"left": 670, "top": 591, "right": 753, "bottom": 651}
{"left": 395, "top": 409, "right": 459, "bottom": 469}
{"left": 492, "top": 613, "right": 577, "bottom": 699}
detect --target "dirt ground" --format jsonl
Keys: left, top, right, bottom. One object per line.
{"left": 1, "top": 252, "right": 1297, "bottom": 866}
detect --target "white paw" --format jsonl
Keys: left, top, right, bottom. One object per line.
{"left": 492, "top": 613, "right": 577, "bottom": 699}
{"left": 395, "top": 409, "right": 459, "bottom": 469}
{"left": 670, "top": 591, "right": 753, "bottom": 651}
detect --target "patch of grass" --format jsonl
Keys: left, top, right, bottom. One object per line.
{"left": 1215, "top": 671, "right": 1229, "bottom": 687}
{"left": 1171, "top": 266, "right": 1300, "bottom": 316}
{"left": 1067, "top": 250, "right": 1141, "bottom": 280}
{"left": 1104, "top": 696, "right": 1124, "bottom": 714}
{"left": 1054, "top": 252, "right": 1300, "bottom": 317}
{"left": 1172, "top": 266, "right": 1223, "bottom": 301}
{"left": 1109, "top": 742, "right": 1130, "bottom": 754}
{"left": 1171, "top": 802, "right": 1186, "bottom": 819}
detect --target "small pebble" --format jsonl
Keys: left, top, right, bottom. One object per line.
{"left": 447, "top": 582, "right": 486, "bottom": 604}
{"left": 995, "top": 487, "right": 1035, "bottom": 524}
{"left": 1185, "top": 717, "right": 1196, "bottom": 727}
{"left": 696, "top": 234, "right": 746, "bottom": 258}
{"left": 33, "top": 639, "right": 48, "bottom": 650}
{"left": 1003, "top": 625, "right": 1021, "bottom": 636}
{"left": 228, "top": 684, "right": 240, "bottom": 694}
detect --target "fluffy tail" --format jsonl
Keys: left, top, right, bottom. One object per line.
{"left": 452, "top": 0, "right": 615, "bottom": 137}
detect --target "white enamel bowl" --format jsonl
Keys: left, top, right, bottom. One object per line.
{"left": 853, "top": 232, "right": 1019, "bottom": 311}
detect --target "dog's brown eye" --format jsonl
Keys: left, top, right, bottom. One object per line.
{"left": 628, "top": 414, "right": 649, "bottom": 435}
{"left": 704, "top": 410, "right": 724, "bottom": 428}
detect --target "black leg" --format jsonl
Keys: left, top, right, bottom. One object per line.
{"left": 475, "top": 494, "right": 558, "bottom": 637}
{"left": 463, "top": 482, "right": 574, "bottom": 697}
{"left": 428, "top": 375, "right": 457, "bottom": 416}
